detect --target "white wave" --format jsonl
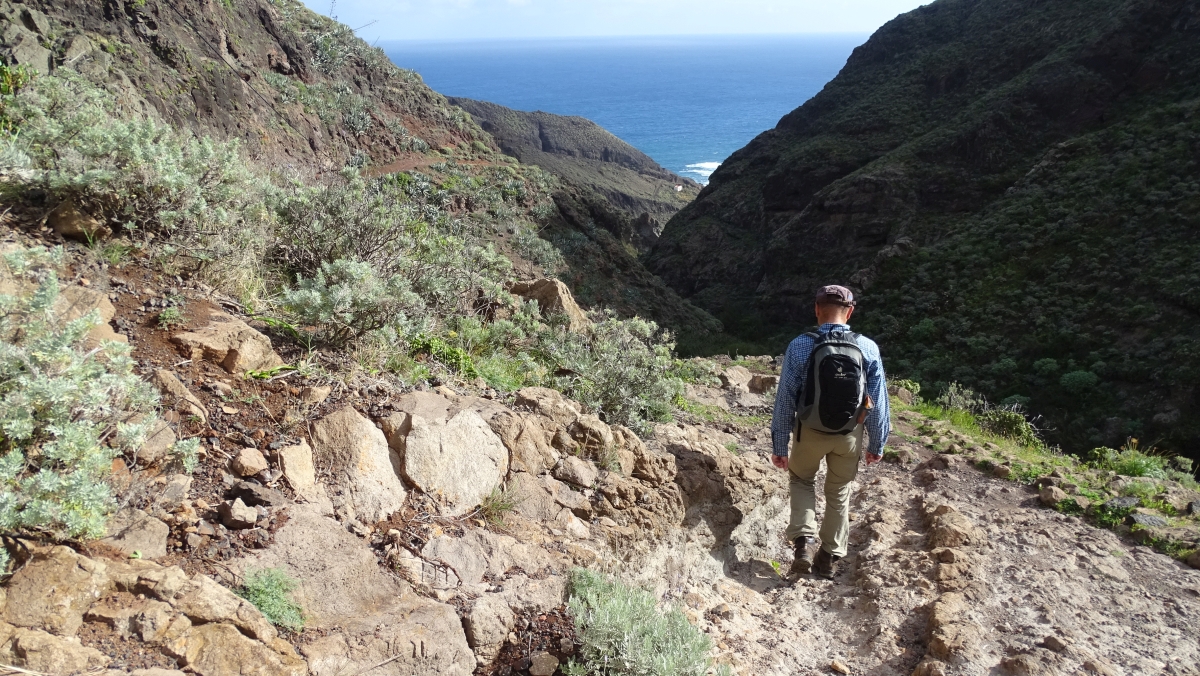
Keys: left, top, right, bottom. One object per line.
{"left": 681, "top": 161, "right": 721, "bottom": 184}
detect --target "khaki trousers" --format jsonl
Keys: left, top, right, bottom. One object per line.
{"left": 785, "top": 424, "right": 864, "bottom": 558}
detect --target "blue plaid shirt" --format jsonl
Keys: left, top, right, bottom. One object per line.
{"left": 771, "top": 323, "right": 890, "bottom": 458}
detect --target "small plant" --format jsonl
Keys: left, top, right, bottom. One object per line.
{"left": 409, "top": 334, "right": 478, "bottom": 378}
{"left": 892, "top": 378, "right": 921, "bottom": 396}
{"left": 1055, "top": 498, "right": 1084, "bottom": 515}
{"left": 563, "top": 568, "right": 718, "bottom": 676}
{"left": 237, "top": 568, "right": 305, "bottom": 632}
{"left": 479, "top": 485, "right": 519, "bottom": 528}
{"left": 724, "top": 442, "right": 740, "bottom": 455}
{"left": 157, "top": 306, "right": 185, "bottom": 329}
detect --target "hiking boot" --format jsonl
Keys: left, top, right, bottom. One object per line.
{"left": 813, "top": 546, "right": 840, "bottom": 579}
{"left": 785, "top": 537, "right": 815, "bottom": 581}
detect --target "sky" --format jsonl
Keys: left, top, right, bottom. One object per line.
{"left": 303, "top": 0, "right": 928, "bottom": 42}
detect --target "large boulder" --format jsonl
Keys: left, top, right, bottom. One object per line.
{"left": 483, "top": 408, "right": 559, "bottom": 474}
{"left": 166, "top": 622, "right": 305, "bottom": 676}
{"left": 173, "top": 575, "right": 277, "bottom": 642}
{"left": 172, "top": 308, "right": 283, "bottom": 373}
{"left": 718, "top": 366, "right": 753, "bottom": 392}
{"left": 394, "top": 394, "right": 508, "bottom": 517}
{"left": 311, "top": 407, "right": 406, "bottom": 523}
{"left": 242, "top": 504, "right": 474, "bottom": 676}
{"left": 3, "top": 546, "right": 111, "bottom": 636}
{"left": 0, "top": 623, "right": 110, "bottom": 672}
{"left": 509, "top": 278, "right": 589, "bottom": 331}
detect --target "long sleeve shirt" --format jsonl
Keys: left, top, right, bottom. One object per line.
{"left": 770, "top": 323, "right": 891, "bottom": 458}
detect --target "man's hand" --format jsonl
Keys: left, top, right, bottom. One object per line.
{"left": 864, "top": 452, "right": 882, "bottom": 466}
{"left": 771, "top": 454, "right": 788, "bottom": 470}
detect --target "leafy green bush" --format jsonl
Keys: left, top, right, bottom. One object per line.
{"left": 935, "top": 382, "right": 984, "bottom": 412}
{"left": 564, "top": 569, "right": 723, "bottom": 676}
{"left": 1085, "top": 441, "right": 1178, "bottom": 480}
{"left": 977, "top": 407, "right": 1042, "bottom": 448}
{"left": 1059, "top": 370, "right": 1100, "bottom": 393}
{"left": 408, "top": 334, "right": 478, "bottom": 378}
{"left": 544, "top": 314, "right": 680, "bottom": 435}
{"left": 281, "top": 258, "right": 422, "bottom": 346}
{"left": 892, "top": 379, "right": 921, "bottom": 396}
{"left": 237, "top": 568, "right": 305, "bottom": 632}
{"left": 0, "top": 247, "right": 189, "bottom": 539}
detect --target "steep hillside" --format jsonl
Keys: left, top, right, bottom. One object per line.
{"left": 451, "top": 98, "right": 699, "bottom": 249}
{"left": 648, "top": 0, "right": 1200, "bottom": 456}
{"left": 0, "top": 0, "right": 719, "bottom": 337}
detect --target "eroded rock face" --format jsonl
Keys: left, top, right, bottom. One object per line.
{"left": 395, "top": 395, "right": 508, "bottom": 518}
{"left": 515, "top": 387, "right": 582, "bottom": 427}
{"left": 0, "top": 622, "right": 111, "bottom": 672}
{"left": 311, "top": 406, "right": 406, "bottom": 523}
{"left": 171, "top": 309, "right": 283, "bottom": 374}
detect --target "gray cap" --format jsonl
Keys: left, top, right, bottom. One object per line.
{"left": 816, "top": 285, "right": 855, "bottom": 306}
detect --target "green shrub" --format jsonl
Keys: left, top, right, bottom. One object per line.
{"left": 892, "top": 379, "right": 921, "bottom": 396}
{"left": 281, "top": 259, "right": 422, "bottom": 346}
{"left": 0, "top": 70, "right": 264, "bottom": 254}
{"left": 935, "top": 382, "right": 984, "bottom": 412}
{"left": 237, "top": 568, "right": 305, "bottom": 632}
{"left": 1059, "top": 370, "right": 1100, "bottom": 393}
{"left": 544, "top": 313, "right": 680, "bottom": 435}
{"left": 564, "top": 569, "right": 721, "bottom": 676}
{"left": 479, "top": 485, "right": 519, "bottom": 528}
{"left": 1086, "top": 441, "right": 1173, "bottom": 479}
{"left": 0, "top": 71, "right": 268, "bottom": 292}
{"left": 408, "top": 334, "right": 477, "bottom": 378}
{"left": 977, "top": 407, "right": 1041, "bottom": 447}
{"left": 0, "top": 247, "right": 191, "bottom": 539}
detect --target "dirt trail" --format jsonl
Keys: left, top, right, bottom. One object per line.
{"left": 626, "top": 413, "right": 1200, "bottom": 676}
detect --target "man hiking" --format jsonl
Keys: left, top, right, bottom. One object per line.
{"left": 770, "top": 285, "right": 890, "bottom": 580}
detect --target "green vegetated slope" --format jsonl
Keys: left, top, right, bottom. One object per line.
{"left": 451, "top": 97, "right": 700, "bottom": 248}
{"left": 649, "top": 0, "right": 1200, "bottom": 456}
{"left": 0, "top": 0, "right": 719, "bottom": 338}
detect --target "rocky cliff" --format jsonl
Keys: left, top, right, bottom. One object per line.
{"left": 451, "top": 98, "right": 699, "bottom": 249}
{"left": 648, "top": 0, "right": 1200, "bottom": 456}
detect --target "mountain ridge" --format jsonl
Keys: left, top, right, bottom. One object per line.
{"left": 648, "top": 0, "right": 1200, "bottom": 457}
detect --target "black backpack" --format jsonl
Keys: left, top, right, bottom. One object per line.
{"left": 796, "top": 330, "right": 868, "bottom": 434}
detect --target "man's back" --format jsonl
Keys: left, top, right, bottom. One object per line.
{"left": 770, "top": 323, "right": 890, "bottom": 464}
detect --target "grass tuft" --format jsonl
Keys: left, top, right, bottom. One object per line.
{"left": 237, "top": 568, "right": 305, "bottom": 632}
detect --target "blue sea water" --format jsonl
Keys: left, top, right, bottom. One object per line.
{"left": 382, "top": 35, "right": 866, "bottom": 183}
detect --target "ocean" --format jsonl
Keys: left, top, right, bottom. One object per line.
{"left": 382, "top": 35, "right": 866, "bottom": 183}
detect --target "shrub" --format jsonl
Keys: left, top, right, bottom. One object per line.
{"left": 479, "top": 485, "right": 519, "bottom": 528}
{"left": 0, "top": 247, "right": 189, "bottom": 540}
{"left": 237, "top": 568, "right": 305, "bottom": 632}
{"left": 564, "top": 569, "right": 721, "bottom": 676}
{"left": 281, "top": 258, "right": 422, "bottom": 346}
{"left": 892, "top": 379, "right": 922, "bottom": 396}
{"left": 543, "top": 313, "right": 680, "bottom": 435}
{"left": 1085, "top": 440, "right": 1173, "bottom": 480}
{"left": 0, "top": 71, "right": 268, "bottom": 293}
{"left": 977, "top": 407, "right": 1042, "bottom": 447}
{"left": 935, "top": 382, "right": 984, "bottom": 412}
{"left": 1059, "top": 370, "right": 1100, "bottom": 393}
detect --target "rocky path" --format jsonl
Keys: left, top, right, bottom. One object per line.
{"left": 625, "top": 411, "right": 1200, "bottom": 676}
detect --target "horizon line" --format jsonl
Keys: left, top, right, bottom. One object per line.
{"left": 374, "top": 31, "right": 872, "bottom": 45}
